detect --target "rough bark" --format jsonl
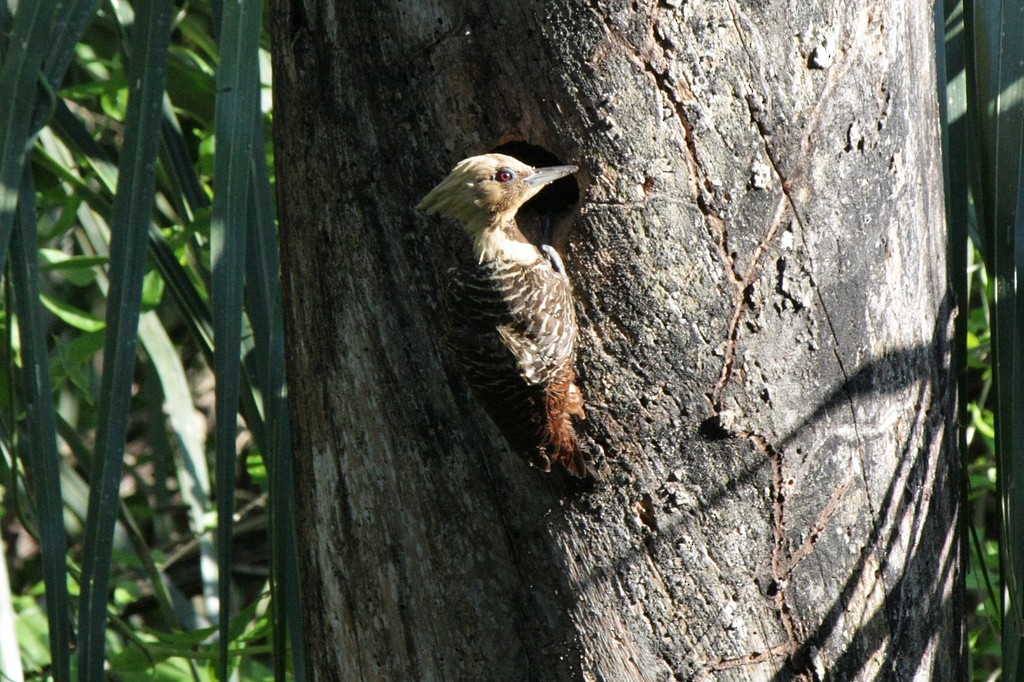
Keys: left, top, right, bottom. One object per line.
{"left": 271, "top": 0, "right": 963, "bottom": 680}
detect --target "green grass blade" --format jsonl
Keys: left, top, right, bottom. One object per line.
{"left": 11, "top": 171, "right": 71, "bottom": 681}
{"left": 939, "top": 1, "right": 1005, "bottom": 667}
{"left": 147, "top": 224, "right": 217, "bottom": 358}
{"left": 41, "top": 0, "right": 100, "bottom": 76}
{"left": 0, "top": 0, "right": 60, "bottom": 270}
{"left": 964, "top": 0, "right": 1024, "bottom": 675}
{"left": 963, "top": 0, "right": 999, "bottom": 262}
{"left": 939, "top": 0, "right": 978, "bottom": 642}
{"left": 940, "top": 6, "right": 969, "bottom": 447}
{"left": 49, "top": 100, "right": 120, "bottom": 193}
{"left": 1006, "top": 105, "right": 1024, "bottom": 681}
{"left": 50, "top": 322, "right": 205, "bottom": 671}
{"left": 989, "top": 3, "right": 1024, "bottom": 674}
{"left": 49, "top": 82, "right": 273, "bottom": 470}
{"left": 159, "top": 97, "right": 211, "bottom": 219}
{"left": 940, "top": 0, "right": 969, "bottom": 315}
{"left": 0, "top": 4, "right": 11, "bottom": 50}
{"left": 19, "top": 0, "right": 95, "bottom": 177}
{"left": 246, "top": 131, "right": 305, "bottom": 680}
{"left": 75, "top": 0, "right": 175, "bottom": 676}
{"left": 210, "top": 0, "right": 263, "bottom": 674}
{"left": 55, "top": 386, "right": 190, "bottom": 639}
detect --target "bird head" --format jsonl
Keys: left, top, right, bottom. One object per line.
{"left": 417, "top": 154, "right": 577, "bottom": 234}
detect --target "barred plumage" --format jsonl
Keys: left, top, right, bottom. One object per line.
{"left": 418, "top": 154, "right": 590, "bottom": 477}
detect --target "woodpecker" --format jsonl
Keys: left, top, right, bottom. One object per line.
{"left": 417, "top": 153, "right": 591, "bottom": 477}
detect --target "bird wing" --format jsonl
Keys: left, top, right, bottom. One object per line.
{"left": 444, "top": 257, "right": 577, "bottom": 388}
{"left": 493, "top": 259, "right": 577, "bottom": 387}
{"left": 443, "top": 255, "right": 587, "bottom": 474}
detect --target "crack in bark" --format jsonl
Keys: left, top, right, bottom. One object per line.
{"left": 709, "top": 195, "right": 790, "bottom": 410}
{"left": 583, "top": 0, "right": 738, "bottom": 282}
{"left": 640, "top": 40, "right": 738, "bottom": 290}
{"left": 708, "top": 642, "right": 792, "bottom": 671}
{"left": 743, "top": 431, "right": 855, "bottom": 681}
{"left": 750, "top": 434, "right": 803, "bottom": 669}
{"left": 582, "top": 5, "right": 881, "bottom": 677}
{"left": 638, "top": 17, "right": 752, "bottom": 417}
{"left": 692, "top": 429, "right": 845, "bottom": 679}
{"left": 717, "top": 2, "right": 880, "bottom": 565}
{"left": 705, "top": 1, "right": 878, "bottom": 429}
{"left": 628, "top": 9, "right": 829, "bottom": 676}
{"left": 584, "top": 1, "right": 745, "bottom": 416}
{"left": 784, "top": 474, "right": 855, "bottom": 576}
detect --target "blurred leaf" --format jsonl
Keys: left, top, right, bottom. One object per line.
{"left": 245, "top": 451, "right": 267, "bottom": 487}
{"left": 40, "top": 294, "right": 105, "bottom": 332}
{"left": 14, "top": 598, "right": 52, "bottom": 673}
{"left": 99, "top": 68, "right": 129, "bottom": 120}
{"left": 0, "top": 530, "right": 24, "bottom": 682}
{"left": 142, "top": 269, "right": 165, "bottom": 309}
{"left": 52, "top": 330, "right": 106, "bottom": 397}
{"left": 39, "top": 249, "right": 107, "bottom": 287}
{"left": 159, "top": 97, "right": 210, "bottom": 221}
{"left": 167, "top": 46, "right": 217, "bottom": 127}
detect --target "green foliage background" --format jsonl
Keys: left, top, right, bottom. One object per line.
{"left": 0, "top": 0, "right": 1015, "bottom": 679}
{"left": 941, "top": 0, "right": 1024, "bottom": 678}
{"left": 0, "top": 0, "right": 303, "bottom": 679}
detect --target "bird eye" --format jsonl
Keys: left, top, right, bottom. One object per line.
{"left": 494, "top": 168, "right": 516, "bottom": 183}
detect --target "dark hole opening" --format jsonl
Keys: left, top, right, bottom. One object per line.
{"left": 490, "top": 141, "right": 580, "bottom": 246}
{"left": 698, "top": 416, "right": 732, "bottom": 441}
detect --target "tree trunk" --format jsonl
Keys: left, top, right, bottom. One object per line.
{"left": 271, "top": 1, "right": 963, "bottom": 680}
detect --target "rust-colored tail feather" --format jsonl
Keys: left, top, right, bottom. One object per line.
{"left": 543, "top": 379, "right": 594, "bottom": 478}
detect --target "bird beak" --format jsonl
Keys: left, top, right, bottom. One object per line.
{"left": 525, "top": 165, "right": 577, "bottom": 189}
